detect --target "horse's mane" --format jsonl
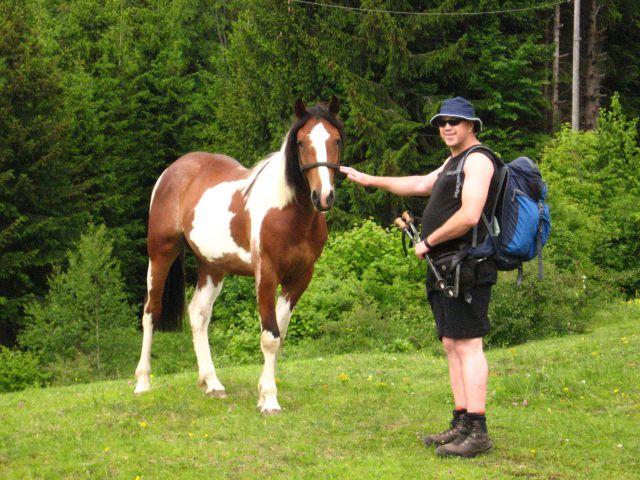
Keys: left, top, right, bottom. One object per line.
{"left": 284, "top": 103, "right": 344, "bottom": 192}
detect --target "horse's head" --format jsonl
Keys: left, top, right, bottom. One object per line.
{"left": 285, "top": 97, "right": 343, "bottom": 212}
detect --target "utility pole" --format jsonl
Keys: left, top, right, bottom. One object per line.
{"left": 552, "top": 3, "right": 562, "bottom": 130}
{"left": 572, "top": 0, "right": 581, "bottom": 130}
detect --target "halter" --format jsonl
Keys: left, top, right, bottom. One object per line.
{"left": 298, "top": 139, "right": 342, "bottom": 173}
{"left": 299, "top": 161, "right": 340, "bottom": 172}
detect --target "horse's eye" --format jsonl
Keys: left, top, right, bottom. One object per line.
{"left": 297, "top": 140, "right": 304, "bottom": 147}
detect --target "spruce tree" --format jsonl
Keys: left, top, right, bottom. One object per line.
{"left": 19, "top": 224, "right": 136, "bottom": 374}
{"left": 0, "top": 0, "right": 90, "bottom": 345}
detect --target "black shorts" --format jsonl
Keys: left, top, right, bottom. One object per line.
{"left": 428, "top": 284, "right": 492, "bottom": 340}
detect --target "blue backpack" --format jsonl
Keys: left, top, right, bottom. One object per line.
{"left": 453, "top": 146, "right": 551, "bottom": 285}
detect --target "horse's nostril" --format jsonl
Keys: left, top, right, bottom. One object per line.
{"left": 327, "top": 190, "right": 335, "bottom": 207}
{"left": 311, "top": 190, "right": 321, "bottom": 208}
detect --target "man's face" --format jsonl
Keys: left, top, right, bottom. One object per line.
{"left": 437, "top": 117, "right": 475, "bottom": 148}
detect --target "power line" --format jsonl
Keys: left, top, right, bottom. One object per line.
{"left": 291, "top": 0, "right": 569, "bottom": 16}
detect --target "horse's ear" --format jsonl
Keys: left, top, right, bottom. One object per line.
{"left": 294, "top": 99, "right": 306, "bottom": 119}
{"left": 329, "top": 96, "right": 340, "bottom": 116}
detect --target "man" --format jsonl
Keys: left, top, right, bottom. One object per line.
{"left": 340, "top": 97, "right": 499, "bottom": 457}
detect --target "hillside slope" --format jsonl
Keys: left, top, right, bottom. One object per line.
{"left": 1, "top": 303, "right": 638, "bottom": 479}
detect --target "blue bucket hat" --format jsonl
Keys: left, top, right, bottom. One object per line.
{"left": 430, "top": 96, "right": 483, "bottom": 132}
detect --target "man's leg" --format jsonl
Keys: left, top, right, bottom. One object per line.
{"left": 436, "top": 337, "right": 492, "bottom": 457}
{"left": 455, "top": 337, "right": 487, "bottom": 413}
{"left": 443, "top": 336, "right": 468, "bottom": 409}
{"left": 421, "top": 336, "right": 467, "bottom": 446}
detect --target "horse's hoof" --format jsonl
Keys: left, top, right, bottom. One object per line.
{"left": 206, "top": 389, "right": 227, "bottom": 398}
{"left": 260, "top": 408, "right": 282, "bottom": 416}
{"left": 134, "top": 383, "right": 151, "bottom": 395}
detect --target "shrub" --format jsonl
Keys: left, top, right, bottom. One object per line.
{"left": 19, "top": 224, "right": 137, "bottom": 378}
{"left": 286, "top": 220, "right": 437, "bottom": 356}
{"left": 0, "top": 346, "right": 49, "bottom": 393}
{"left": 138, "top": 219, "right": 609, "bottom": 367}
{"left": 486, "top": 262, "right": 602, "bottom": 347}
{"left": 209, "top": 276, "right": 257, "bottom": 329}
{"left": 184, "top": 219, "right": 606, "bottom": 359}
{"left": 541, "top": 94, "right": 640, "bottom": 295}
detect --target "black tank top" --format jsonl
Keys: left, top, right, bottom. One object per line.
{"left": 421, "top": 145, "right": 500, "bottom": 258}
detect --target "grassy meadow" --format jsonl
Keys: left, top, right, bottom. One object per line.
{"left": 1, "top": 302, "right": 638, "bottom": 479}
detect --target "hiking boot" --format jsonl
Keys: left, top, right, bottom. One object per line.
{"left": 436, "top": 414, "right": 493, "bottom": 457}
{"left": 421, "top": 410, "right": 466, "bottom": 446}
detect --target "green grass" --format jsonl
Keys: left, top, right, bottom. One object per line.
{"left": 1, "top": 302, "right": 638, "bottom": 479}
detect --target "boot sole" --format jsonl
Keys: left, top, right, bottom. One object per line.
{"left": 423, "top": 439, "right": 448, "bottom": 446}
{"left": 436, "top": 443, "right": 493, "bottom": 458}
{"left": 418, "top": 432, "right": 458, "bottom": 447}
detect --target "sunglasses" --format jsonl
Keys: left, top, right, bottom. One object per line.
{"left": 434, "top": 117, "right": 465, "bottom": 127}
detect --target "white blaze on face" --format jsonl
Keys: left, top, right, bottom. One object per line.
{"left": 308, "top": 122, "right": 333, "bottom": 202}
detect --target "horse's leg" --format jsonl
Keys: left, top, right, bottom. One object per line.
{"left": 255, "top": 263, "right": 282, "bottom": 414}
{"left": 257, "top": 267, "right": 314, "bottom": 414}
{"left": 134, "top": 252, "right": 177, "bottom": 394}
{"left": 275, "top": 269, "right": 314, "bottom": 343}
{"left": 188, "top": 267, "right": 226, "bottom": 397}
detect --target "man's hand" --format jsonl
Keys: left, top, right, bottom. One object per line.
{"left": 340, "top": 166, "right": 374, "bottom": 187}
{"left": 414, "top": 240, "right": 430, "bottom": 259}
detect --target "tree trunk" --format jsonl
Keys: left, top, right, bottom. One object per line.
{"left": 572, "top": 0, "right": 581, "bottom": 130}
{"left": 552, "top": 3, "right": 562, "bottom": 130}
{"left": 583, "top": 0, "right": 605, "bottom": 130}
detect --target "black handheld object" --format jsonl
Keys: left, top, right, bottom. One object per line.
{"left": 394, "top": 212, "right": 456, "bottom": 298}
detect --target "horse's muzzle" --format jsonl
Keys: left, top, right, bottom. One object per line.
{"left": 311, "top": 189, "right": 334, "bottom": 211}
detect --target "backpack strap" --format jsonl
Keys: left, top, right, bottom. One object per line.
{"left": 448, "top": 145, "right": 495, "bottom": 200}
{"left": 536, "top": 201, "right": 545, "bottom": 280}
{"left": 517, "top": 265, "right": 524, "bottom": 287}
{"left": 449, "top": 145, "right": 505, "bottom": 248}
{"left": 476, "top": 165, "right": 508, "bottom": 246}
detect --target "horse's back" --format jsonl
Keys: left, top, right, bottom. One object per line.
{"left": 153, "top": 151, "right": 250, "bottom": 201}
{"left": 148, "top": 152, "right": 250, "bottom": 247}
{"left": 171, "top": 151, "right": 248, "bottom": 181}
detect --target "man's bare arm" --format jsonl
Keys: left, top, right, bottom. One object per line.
{"left": 340, "top": 162, "right": 446, "bottom": 197}
{"left": 415, "top": 153, "right": 494, "bottom": 257}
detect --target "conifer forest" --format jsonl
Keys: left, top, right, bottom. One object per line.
{"left": 1, "top": 1, "right": 639, "bottom": 388}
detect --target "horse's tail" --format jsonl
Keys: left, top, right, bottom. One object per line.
{"left": 158, "top": 249, "right": 185, "bottom": 332}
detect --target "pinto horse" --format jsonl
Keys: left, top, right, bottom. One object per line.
{"left": 134, "top": 98, "right": 343, "bottom": 414}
